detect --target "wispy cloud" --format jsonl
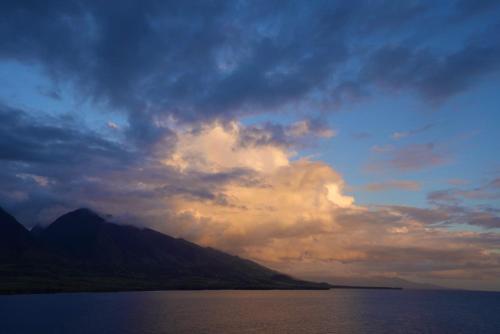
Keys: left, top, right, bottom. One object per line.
{"left": 428, "top": 177, "right": 500, "bottom": 205}
{"left": 390, "top": 143, "right": 448, "bottom": 171}
{"left": 368, "top": 142, "right": 450, "bottom": 172}
{"left": 364, "top": 180, "right": 421, "bottom": 192}
{"left": 107, "top": 121, "right": 119, "bottom": 130}
{"left": 391, "top": 124, "right": 433, "bottom": 140}
{"left": 371, "top": 144, "right": 394, "bottom": 153}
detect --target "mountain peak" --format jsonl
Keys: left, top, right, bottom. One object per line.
{"left": 30, "top": 224, "right": 46, "bottom": 237}
{"left": 0, "top": 206, "right": 16, "bottom": 223}
{"left": 0, "top": 206, "right": 24, "bottom": 229}
{"left": 54, "top": 208, "right": 103, "bottom": 223}
{"left": 44, "top": 208, "right": 106, "bottom": 234}
{"left": 69, "top": 207, "right": 100, "bottom": 216}
{"left": 0, "top": 205, "right": 33, "bottom": 256}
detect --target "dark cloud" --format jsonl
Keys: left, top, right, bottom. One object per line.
{"left": 428, "top": 177, "right": 500, "bottom": 205}
{"left": 453, "top": 0, "right": 500, "bottom": 20}
{"left": 1, "top": 0, "right": 497, "bottom": 143}
{"left": 237, "top": 118, "right": 335, "bottom": 149}
{"left": 425, "top": 178, "right": 500, "bottom": 229}
{"left": 428, "top": 190, "right": 461, "bottom": 205}
{"left": 465, "top": 212, "right": 500, "bottom": 229}
{"left": 0, "top": 105, "right": 130, "bottom": 164}
{"left": 330, "top": 81, "right": 368, "bottom": 106}
{"left": 0, "top": 104, "right": 135, "bottom": 223}
{"left": 360, "top": 25, "right": 500, "bottom": 102}
{"left": 0, "top": 1, "right": 349, "bottom": 133}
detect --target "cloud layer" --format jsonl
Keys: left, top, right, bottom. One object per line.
{"left": 2, "top": 1, "right": 500, "bottom": 136}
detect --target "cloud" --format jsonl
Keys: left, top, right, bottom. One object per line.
{"left": 275, "top": 206, "right": 500, "bottom": 287}
{"left": 428, "top": 190, "right": 460, "bottom": 205}
{"left": 391, "top": 124, "right": 433, "bottom": 140}
{"left": 465, "top": 211, "right": 500, "bottom": 229}
{"left": 0, "top": 105, "right": 130, "bottom": 165}
{"left": 360, "top": 27, "right": 500, "bottom": 102}
{"left": 453, "top": 0, "right": 500, "bottom": 20}
{"left": 428, "top": 177, "right": 500, "bottom": 205}
{"left": 286, "top": 120, "right": 337, "bottom": 139}
{"left": 163, "top": 122, "right": 290, "bottom": 174}
{"left": 162, "top": 120, "right": 336, "bottom": 175}
{"left": 367, "top": 142, "right": 449, "bottom": 172}
{"left": 0, "top": 104, "right": 135, "bottom": 223}
{"left": 389, "top": 143, "right": 448, "bottom": 170}
{"left": 1, "top": 0, "right": 498, "bottom": 144}
{"left": 424, "top": 178, "right": 500, "bottom": 230}
{"left": 330, "top": 81, "right": 367, "bottom": 106}
{"left": 364, "top": 180, "right": 421, "bottom": 192}
{"left": 16, "top": 173, "right": 50, "bottom": 187}
{"left": 161, "top": 121, "right": 354, "bottom": 250}
{"left": 371, "top": 144, "right": 394, "bottom": 153}
{"left": 351, "top": 132, "right": 372, "bottom": 140}
{"left": 0, "top": 0, "right": 348, "bottom": 137}
{"left": 236, "top": 120, "right": 336, "bottom": 151}
{"left": 168, "top": 158, "right": 354, "bottom": 249}
{"left": 37, "top": 86, "right": 62, "bottom": 100}
{"left": 447, "top": 178, "right": 469, "bottom": 186}
{"left": 387, "top": 205, "right": 449, "bottom": 225}
{"left": 107, "top": 121, "right": 119, "bottom": 130}
{"left": 489, "top": 178, "right": 500, "bottom": 189}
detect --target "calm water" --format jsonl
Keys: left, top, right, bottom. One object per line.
{"left": 1, "top": 289, "right": 499, "bottom": 334}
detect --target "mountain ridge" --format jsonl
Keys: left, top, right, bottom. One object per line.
{"left": 303, "top": 275, "right": 444, "bottom": 290}
{"left": 0, "top": 207, "right": 331, "bottom": 294}
{"left": 0, "top": 206, "right": 37, "bottom": 259}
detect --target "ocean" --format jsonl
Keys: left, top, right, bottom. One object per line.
{"left": 1, "top": 289, "right": 499, "bottom": 334}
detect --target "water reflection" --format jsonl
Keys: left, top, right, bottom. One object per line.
{"left": 1, "top": 290, "right": 499, "bottom": 334}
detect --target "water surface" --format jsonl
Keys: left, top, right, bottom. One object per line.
{"left": 1, "top": 289, "right": 499, "bottom": 334}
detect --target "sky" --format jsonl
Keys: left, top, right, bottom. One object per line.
{"left": 1, "top": 0, "right": 500, "bottom": 290}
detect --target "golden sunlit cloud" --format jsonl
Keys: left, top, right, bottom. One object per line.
{"left": 151, "top": 121, "right": 500, "bottom": 289}
{"left": 164, "top": 122, "right": 290, "bottom": 173}
{"left": 161, "top": 121, "right": 355, "bottom": 260}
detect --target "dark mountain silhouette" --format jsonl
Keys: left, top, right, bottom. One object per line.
{"left": 29, "top": 224, "right": 45, "bottom": 237}
{"left": 0, "top": 207, "right": 35, "bottom": 259}
{"left": 0, "top": 207, "right": 330, "bottom": 294}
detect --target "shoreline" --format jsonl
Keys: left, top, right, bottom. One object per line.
{"left": 0, "top": 285, "right": 402, "bottom": 296}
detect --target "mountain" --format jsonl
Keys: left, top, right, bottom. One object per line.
{"left": 0, "top": 206, "right": 35, "bottom": 259}
{"left": 29, "top": 224, "right": 45, "bottom": 237}
{"left": 0, "top": 207, "right": 329, "bottom": 294}
{"left": 303, "top": 275, "right": 443, "bottom": 290}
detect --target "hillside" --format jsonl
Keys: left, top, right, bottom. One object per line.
{"left": 0, "top": 207, "right": 329, "bottom": 294}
